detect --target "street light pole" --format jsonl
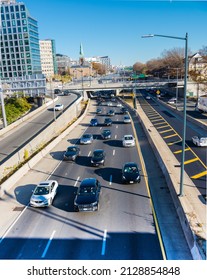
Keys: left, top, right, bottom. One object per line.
{"left": 142, "top": 33, "right": 188, "bottom": 196}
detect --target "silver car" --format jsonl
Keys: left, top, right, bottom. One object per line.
{"left": 122, "top": 135, "right": 135, "bottom": 147}
{"left": 80, "top": 133, "right": 93, "bottom": 144}
{"left": 30, "top": 180, "right": 58, "bottom": 207}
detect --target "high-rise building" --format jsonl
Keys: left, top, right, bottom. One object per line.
{"left": 0, "top": 0, "right": 42, "bottom": 79}
{"left": 40, "top": 39, "right": 57, "bottom": 79}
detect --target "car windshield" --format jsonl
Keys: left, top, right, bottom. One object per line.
{"left": 125, "top": 136, "right": 133, "bottom": 140}
{"left": 34, "top": 186, "right": 50, "bottom": 195}
{"left": 93, "top": 151, "right": 104, "bottom": 158}
{"left": 103, "top": 130, "right": 110, "bottom": 134}
{"left": 67, "top": 147, "right": 77, "bottom": 152}
{"left": 79, "top": 186, "right": 96, "bottom": 195}
{"left": 83, "top": 134, "right": 91, "bottom": 139}
{"left": 124, "top": 166, "right": 138, "bottom": 173}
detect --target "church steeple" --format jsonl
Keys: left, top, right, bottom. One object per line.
{"left": 79, "top": 42, "right": 84, "bottom": 65}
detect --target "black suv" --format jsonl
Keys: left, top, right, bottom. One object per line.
{"left": 104, "top": 118, "right": 112, "bottom": 126}
{"left": 91, "top": 149, "right": 106, "bottom": 166}
{"left": 74, "top": 178, "right": 101, "bottom": 212}
{"left": 122, "top": 162, "right": 141, "bottom": 184}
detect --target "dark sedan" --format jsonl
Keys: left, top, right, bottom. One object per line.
{"left": 63, "top": 146, "right": 80, "bottom": 161}
{"left": 101, "top": 129, "right": 111, "bottom": 140}
{"left": 122, "top": 162, "right": 141, "bottom": 183}
{"left": 104, "top": 118, "right": 112, "bottom": 126}
{"left": 90, "top": 118, "right": 98, "bottom": 126}
{"left": 91, "top": 149, "right": 106, "bottom": 166}
{"left": 74, "top": 178, "right": 101, "bottom": 212}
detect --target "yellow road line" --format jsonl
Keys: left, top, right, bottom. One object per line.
{"left": 160, "top": 129, "right": 174, "bottom": 134}
{"left": 156, "top": 125, "right": 170, "bottom": 129}
{"left": 184, "top": 158, "right": 199, "bottom": 165}
{"left": 168, "top": 140, "right": 182, "bottom": 146}
{"left": 154, "top": 121, "right": 166, "bottom": 126}
{"left": 174, "top": 148, "right": 190, "bottom": 154}
{"left": 163, "top": 133, "right": 178, "bottom": 139}
{"left": 191, "top": 170, "right": 207, "bottom": 179}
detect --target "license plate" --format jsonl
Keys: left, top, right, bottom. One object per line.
{"left": 130, "top": 181, "right": 133, "bottom": 183}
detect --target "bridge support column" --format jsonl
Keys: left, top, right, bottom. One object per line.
{"left": 82, "top": 90, "right": 88, "bottom": 101}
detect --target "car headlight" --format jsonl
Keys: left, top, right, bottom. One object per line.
{"left": 91, "top": 201, "right": 98, "bottom": 206}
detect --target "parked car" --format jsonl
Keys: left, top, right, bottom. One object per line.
{"left": 90, "top": 118, "right": 98, "bottom": 126}
{"left": 80, "top": 133, "right": 93, "bottom": 144}
{"left": 116, "top": 103, "right": 123, "bottom": 107}
{"left": 123, "top": 115, "right": 131, "bottom": 123}
{"left": 30, "top": 180, "right": 58, "bottom": 207}
{"left": 54, "top": 104, "right": 64, "bottom": 111}
{"left": 192, "top": 136, "right": 207, "bottom": 147}
{"left": 122, "top": 135, "right": 135, "bottom": 147}
{"left": 91, "top": 149, "right": 106, "bottom": 166}
{"left": 101, "top": 129, "right": 111, "bottom": 140}
{"left": 63, "top": 146, "right": 80, "bottom": 161}
{"left": 104, "top": 118, "right": 112, "bottom": 126}
{"left": 74, "top": 178, "right": 101, "bottom": 212}
{"left": 146, "top": 95, "right": 151, "bottom": 100}
{"left": 122, "top": 162, "right": 141, "bottom": 184}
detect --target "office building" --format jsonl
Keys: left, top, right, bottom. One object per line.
{"left": 0, "top": 0, "right": 42, "bottom": 79}
{"left": 40, "top": 39, "right": 57, "bottom": 79}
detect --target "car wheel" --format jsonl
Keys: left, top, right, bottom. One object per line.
{"left": 74, "top": 206, "right": 79, "bottom": 212}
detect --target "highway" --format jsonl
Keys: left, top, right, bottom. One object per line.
{"left": 0, "top": 98, "right": 193, "bottom": 260}
{"left": 0, "top": 93, "right": 78, "bottom": 165}
{"left": 138, "top": 89, "right": 207, "bottom": 200}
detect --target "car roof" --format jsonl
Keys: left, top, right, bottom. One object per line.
{"left": 123, "top": 162, "right": 138, "bottom": 167}
{"left": 93, "top": 149, "right": 104, "bottom": 153}
{"left": 37, "top": 180, "right": 56, "bottom": 186}
{"left": 80, "top": 178, "right": 97, "bottom": 187}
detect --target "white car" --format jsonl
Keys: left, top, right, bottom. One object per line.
{"left": 146, "top": 95, "right": 151, "bottom": 100}
{"left": 192, "top": 136, "right": 207, "bottom": 147}
{"left": 122, "top": 135, "right": 135, "bottom": 147}
{"left": 167, "top": 98, "right": 177, "bottom": 104}
{"left": 123, "top": 115, "right": 131, "bottom": 123}
{"left": 116, "top": 103, "right": 123, "bottom": 107}
{"left": 30, "top": 180, "right": 59, "bottom": 207}
{"left": 54, "top": 104, "right": 64, "bottom": 111}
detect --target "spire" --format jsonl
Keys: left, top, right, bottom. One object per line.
{"left": 79, "top": 43, "right": 84, "bottom": 66}
{"left": 79, "top": 43, "right": 84, "bottom": 57}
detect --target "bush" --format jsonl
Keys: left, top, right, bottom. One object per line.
{"left": 0, "top": 97, "right": 32, "bottom": 125}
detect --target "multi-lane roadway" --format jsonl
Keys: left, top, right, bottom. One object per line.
{"left": 0, "top": 97, "right": 193, "bottom": 260}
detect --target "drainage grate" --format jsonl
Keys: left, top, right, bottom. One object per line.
{"left": 13, "top": 206, "right": 25, "bottom": 211}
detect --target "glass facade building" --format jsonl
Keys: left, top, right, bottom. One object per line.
{"left": 0, "top": 0, "right": 42, "bottom": 79}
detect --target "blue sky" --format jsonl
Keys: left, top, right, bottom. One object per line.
{"left": 22, "top": 0, "right": 207, "bottom": 66}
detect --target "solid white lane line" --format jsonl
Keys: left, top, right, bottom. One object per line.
{"left": 109, "top": 175, "right": 112, "bottom": 185}
{"left": 41, "top": 230, "right": 56, "bottom": 258}
{"left": 101, "top": 229, "right": 107, "bottom": 256}
{"left": 113, "top": 149, "right": 115, "bottom": 156}
{"left": 115, "top": 134, "right": 117, "bottom": 139}
{"left": 74, "top": 176, "right": 80, "bottom": 187}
